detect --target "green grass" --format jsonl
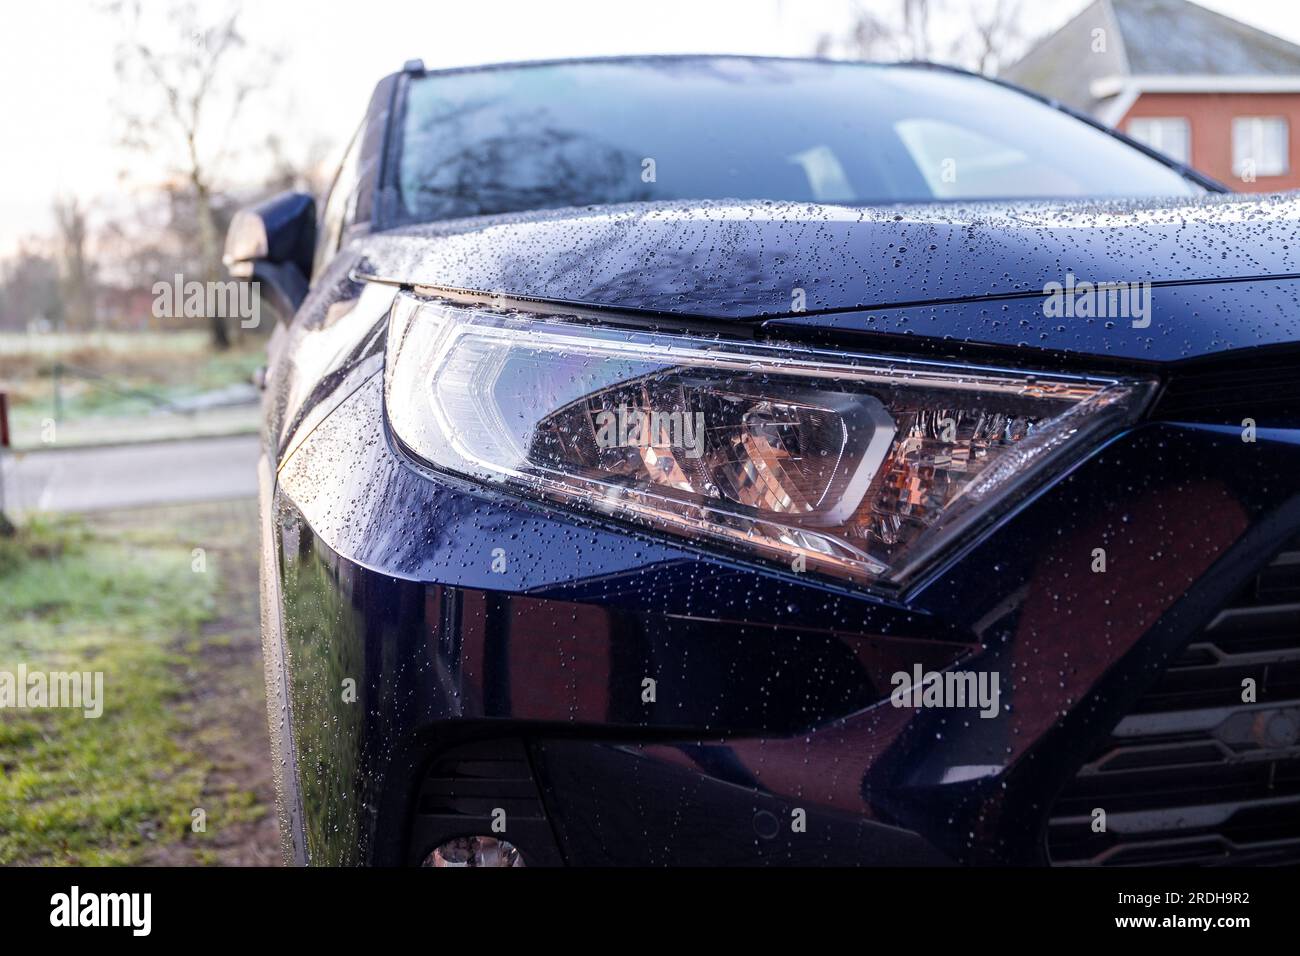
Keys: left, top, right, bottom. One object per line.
{"left": 0, "top": 517, "right": 257, "bottom": 865}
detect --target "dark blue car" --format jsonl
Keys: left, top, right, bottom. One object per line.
{"left": 225, "top": 55, "right": 1300, "bottom": 866}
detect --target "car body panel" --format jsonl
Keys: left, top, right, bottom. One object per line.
{"left": 266, "top": 356, "right": 1300, "bottom": 864}
{"left": 353, "top": 195, "right": 1300, "bottom": 364}
{"left": 253, "top": 56, "right": 1300, "bottom": 866}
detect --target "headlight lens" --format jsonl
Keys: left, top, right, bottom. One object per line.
{"left": 384, "top": 293, "right": 1153, "bottom": 586}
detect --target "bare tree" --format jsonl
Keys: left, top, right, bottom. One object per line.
{"left": 817, "top": 0, "right": 957, "bottom": 64}
{"left": 111, "top": 0, "right": 275, "bottom": 349}
{"left": 52, "top": 196, "right": 96, "bottom": 331}
{"left": 813, "top": 0, "right": 1028, "bottom": 73}
{"left": 0, "top": 244, "right": 63, "bottom": 332}
{"left": 852, "top": 4, "right": 901, "bottom": 59}
{"left": 902, "top": 0, "right": 934, "bottom": 61}
{"left": 966, "top": 0, "right": 1025, "bottom": 75}
{"left": 264, "top": 131, "right": 336, "bottom": 200}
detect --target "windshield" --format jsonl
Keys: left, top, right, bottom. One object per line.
{"left": 396, "top": 57, "right": 1200, "bottom": 224}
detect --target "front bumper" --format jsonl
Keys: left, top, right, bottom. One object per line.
{"left": 263, "top": 367, "right": 1300, "bottom": 865}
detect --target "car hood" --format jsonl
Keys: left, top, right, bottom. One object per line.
{"left": 359, "top": 193, "right": 1300, "bottom": 363}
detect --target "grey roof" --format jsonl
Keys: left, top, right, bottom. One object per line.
{"left": 1113, "top": 0, "right": 1300, "bottom": 74}
{"left": 1001, "top": 1, "right": 1125, "bottom": 113}
{"left": 1003, "top": 0, "right": 1300, "bottom": 116}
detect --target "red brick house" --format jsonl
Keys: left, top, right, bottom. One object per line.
{"left": 1003, "top": 0, "right": 1300, "bottom": 191}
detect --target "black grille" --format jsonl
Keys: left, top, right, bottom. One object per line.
{"left": 405, "top": 738, "right": 563, "bottom": 865}
{"left": 1153, "top": 359, "right": 1300, "bottom": 422}
{"left": 1047, "top": 537, "right": 1300, "bottom": 866}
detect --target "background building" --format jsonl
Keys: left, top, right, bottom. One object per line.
{"left": 1004, "top": 0, "right": 1300, "bottom": 191}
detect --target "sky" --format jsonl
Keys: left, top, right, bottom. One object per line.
{"left": 2, "top": 0, "right": 1298, "bottom": 257}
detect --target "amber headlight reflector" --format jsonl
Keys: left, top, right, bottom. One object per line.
{"left": 384, "top": 294, "right": 1152, "bottom": 586}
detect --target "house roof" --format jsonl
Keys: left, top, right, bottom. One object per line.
{"left": 1113, "top": 0, "right": 1300, "bottom": 74}
{"left": 1003, "top": 0, "right": 1300, "bottom": 120}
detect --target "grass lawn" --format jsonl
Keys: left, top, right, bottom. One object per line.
{"left": 0, "top": 501, "right": 278, "bottom": 865}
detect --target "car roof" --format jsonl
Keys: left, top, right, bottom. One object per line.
{"left": 397, "top": 52, "right": 974, "bottom": 82}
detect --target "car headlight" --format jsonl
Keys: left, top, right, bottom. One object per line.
{"left": 384, "top": 292, "right": 1153, "bottom": 587}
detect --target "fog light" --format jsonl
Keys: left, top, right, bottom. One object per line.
{"left": 423, "top": 836, "right": 524, "bottom": 867}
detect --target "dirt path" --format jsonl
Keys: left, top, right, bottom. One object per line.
{"left": 90, "top": 499, "right": 281, "bottom": 866}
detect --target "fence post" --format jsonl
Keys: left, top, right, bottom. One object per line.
{"left": 0, "top": 391, "right": 11, "bottom": 533}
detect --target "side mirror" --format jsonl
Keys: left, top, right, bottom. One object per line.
{"left": 223, "top": 191, "right": 316, "bottom": 321}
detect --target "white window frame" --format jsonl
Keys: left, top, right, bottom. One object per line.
{"left": 1232, "top": 116, "right": 1289, "bottom": 178}
{"left": 1126, "top": 117, "right": 1191, "bottom": 164}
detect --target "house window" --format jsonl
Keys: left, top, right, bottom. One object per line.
{"left": 1127, "top": 117, "right": 1191, "bottom": 164}
{"left": 1233, "top": 116, "right": 1289, "bottom": 178}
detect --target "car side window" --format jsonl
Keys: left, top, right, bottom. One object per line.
{"left": 313, "top": 129, "right": 363, "bottom": 280}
